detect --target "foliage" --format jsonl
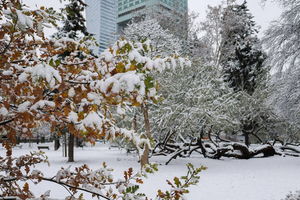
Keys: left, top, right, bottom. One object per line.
{"left": 263, "top": 0, "right": 300, "bottom": 73}
{"left": 123, "top": 18, "right": 181, "bottom": 57}
{"left": 219, "top": 1, "right": 266, "bottom": 95}
{"left": 269, "top": 68, "right": 300, "bottom": 141}
{"left": 0, "top": 0, "right": 189, "bottom": 151}
{"left": 199, "top": 4, "right": 224, "bottom": 66}
{"left": 0, "top": 1, "right": 203, "bottom": 199}
{"left": 58, "top": 0, "right": 90, "bottom": 39}
{"left": 0, "top": 151, "right": 205, "bottom": 199}
{"left": 157, "top": 164, "right": 207, "bottom": 200}
{"left": 150, "top": 62, "right": 239, "bottom": 142}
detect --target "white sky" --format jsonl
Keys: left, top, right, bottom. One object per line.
{"left": 24, "top": 0, "right": 282, "bottom": 36}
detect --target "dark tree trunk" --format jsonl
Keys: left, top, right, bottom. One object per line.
{"left": 64, "top": 134, "right": 68, "bottom": 157}
{"left": 68, "top": 133, "right": 74, "bottom": 162}
{"left": 54, "top": 137, "right": 60, "bottom": 151}
{"left": 245, "top": 132, "right": 250, "bottom": 147}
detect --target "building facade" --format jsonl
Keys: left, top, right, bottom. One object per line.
{"left": 117, "top": 0, "right": 188, "bottom": 30}
{"left": 86, "top": 0, "right": 117, "bottom": 53}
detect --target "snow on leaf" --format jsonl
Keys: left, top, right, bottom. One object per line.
{"left": 0, "top": 107, "right": 9, "bottom": 116}
{"left": 18, "top": 101, "right": 31, "bottom": 112}
{"left": 30, "top": 63, "right": 62, "bottom": 88}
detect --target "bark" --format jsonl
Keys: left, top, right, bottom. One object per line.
{"left": 68, "top": 133, "right": 74, "bottom": 162}
{"left": 244, "top": 132, "right": 250, "bottom": 147}
{"left": 64, "top": 134, "right": 68, "bottom": 157}
{"left": 140, "top": 103, "right": 151, "bottom": 167}
{"left": 132, "top": 112, "right": 138, "bottom": 132}
{"left": 54, "top": 137, "right": 60, "bottom": 151}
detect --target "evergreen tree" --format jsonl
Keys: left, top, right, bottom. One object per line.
{"left": 219, "top": 1, "right": 266, "bottom": 95}
{"left": 219, "top": 1, "right": 267, "bottom": 146}
{"left": 60, "top": 0, "right": 89, "bottom": 38}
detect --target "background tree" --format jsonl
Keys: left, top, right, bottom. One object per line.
{"left": 219, "top": 1, "right": 267, "bottom": 145}
{"left": 199, "top": 5, "right": 223, "bottom": 66}
{"left": 220, "top": 1, "right": 266, "bottom": 94}
{"left": 263, "top": 0, "right": 300, "bottom": 73}
{"left": 123, "top": 17, "right": 182, "bottom": 57}
{"left": 54, "top": 0, "right": 92, "bottom": 162}
{"left": 263, "top": 0, "right": 300, "bottom": 143}
{"left": 150, "top": 61, "right": 239, "bottom": 145}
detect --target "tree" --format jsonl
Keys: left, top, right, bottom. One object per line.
{"left": 270, "top": 68, "right": 300, "bottom": 142}
{"left": 54, "top": 0, "right": 92, "bottom": 162}
{"left": 263, "top": 0, "right": 300, "bottom": 73}
{"left": 132, "top": 1, "right": 189, "bottom": 42}
{"left": 263, "top": 0, "right": 300, "bottom": 143}
{"left": 199, "top": 0, "right": 239, "bottom": 66}
{"left": 220, "top": 1, "right": 266, "bottom": 95}
{"left": 58, "top": 0, "right": 90, "bottom": 38}
{"left": 219, "top": 1, "right": 267, "bottom": 146}
{"left": 150, "top": 61, "right": 239, "bottom": 145}
{"left": 123, "top": 17, "right": 182, "bottom": 57}
{"left": 0, "top": 0, "right": 188, "bottom": 166}
{"left": 0, "top": 1, "right": 201, "bottom": 199}
{"left": 200, "top": 5, "right": 224, "bottom": 66}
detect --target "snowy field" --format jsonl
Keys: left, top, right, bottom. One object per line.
{"left": 2, "top": 142, "right": 300, "bottom": 200}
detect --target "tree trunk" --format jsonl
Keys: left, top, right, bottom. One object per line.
{"left": 140, "top": 103, "right": 151, "bottom": 167}
{"left": 245, "top": 132, "right": 250, "bottom": 147}
{"left": 64, "top": 134, "right": 68, "bottom": 157}
{"left": 68, "top": 133, "right": 74, "bottom": 162}
{"left": 132, "top": 112, "right": 138, "bottom": 132}
{"left": 54, "top": 137, "right": 60, "bottom": 151}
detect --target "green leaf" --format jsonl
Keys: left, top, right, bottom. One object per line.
{"left": 174, "top": 177, "right": 181, "bottom": 187}
{"left": 145, "top": 75, "right": 154, "bottom": 89}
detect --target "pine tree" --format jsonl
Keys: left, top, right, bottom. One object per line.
{"left": 219, "top": 1, "right": 266, "bottom": 95}
{"left": 60, "top": 0, "right": 89, "bottom": 38}
{"left": 219, "top": 1, "right": 267, "bottom": 146}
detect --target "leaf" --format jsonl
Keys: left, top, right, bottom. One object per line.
{"left": 136, "top": 178, "right": 143, "bottom": 184}
{"left": 128, "top": 168, "right": 133, "bottom": 178}
{"left": 174, "top": 177, "right": 181, "bottom": 187}
{"left": 116, "top": 62, "right": 125, "bottom": 73}
{"left": 23, "top": 182, "right": 30, "bottom": 193}
{"left": 144, "top": 75, "right": 154, "bottom": 89}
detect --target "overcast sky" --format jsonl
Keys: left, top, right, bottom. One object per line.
{"left": 24, "top": 0, "right": 282, "bottom": 37}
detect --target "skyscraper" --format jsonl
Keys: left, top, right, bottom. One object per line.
{"left": 86, "top": 0, "right": 117, "bottom": 53}
{"left": 117, "top": 0, "right": 188, "bottom": 31}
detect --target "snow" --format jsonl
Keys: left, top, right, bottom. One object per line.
{"left": 68, "top": 111, "right": 78, "bottom": 123}
{"left": 30, "top": 100, "right": 55, "bottom": 111}
{"left": 2, "top": 143, "right": 299, "bottom": 200}
{"left": 117, "top": 105, "right": 126, "bottom": 115}
{"left": 2, "top": 70, "right": 13, "bottom": 76}
{"left": 18, "top": 101, "right": 31, "bottom": 112}
{"left": 80, "top": 111, "right": 103, "bottom": 130}
{"left": 16, "top": 10, "right": 33, "bottom": 29}
{"left": 29, "top": 63, "right": 62, "bottom": 88}
{"left": 92, "top": 71, "right": 145, "bottom": 96}
{"left": 68, "top": 88, "right": 75, "bottom": 98}
{"left": 0, "top": 107, "right": 8, "bottom": 116}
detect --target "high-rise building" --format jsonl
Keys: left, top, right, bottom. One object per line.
{"left": 86, "top": 0, "right": 117, "bottom": 53}
{"left": 117, "top": 0, "right": 188, "bottom": 30}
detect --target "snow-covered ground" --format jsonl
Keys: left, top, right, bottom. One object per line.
{"left": 2, "top": 142, "right": 299, "bottom": 200}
